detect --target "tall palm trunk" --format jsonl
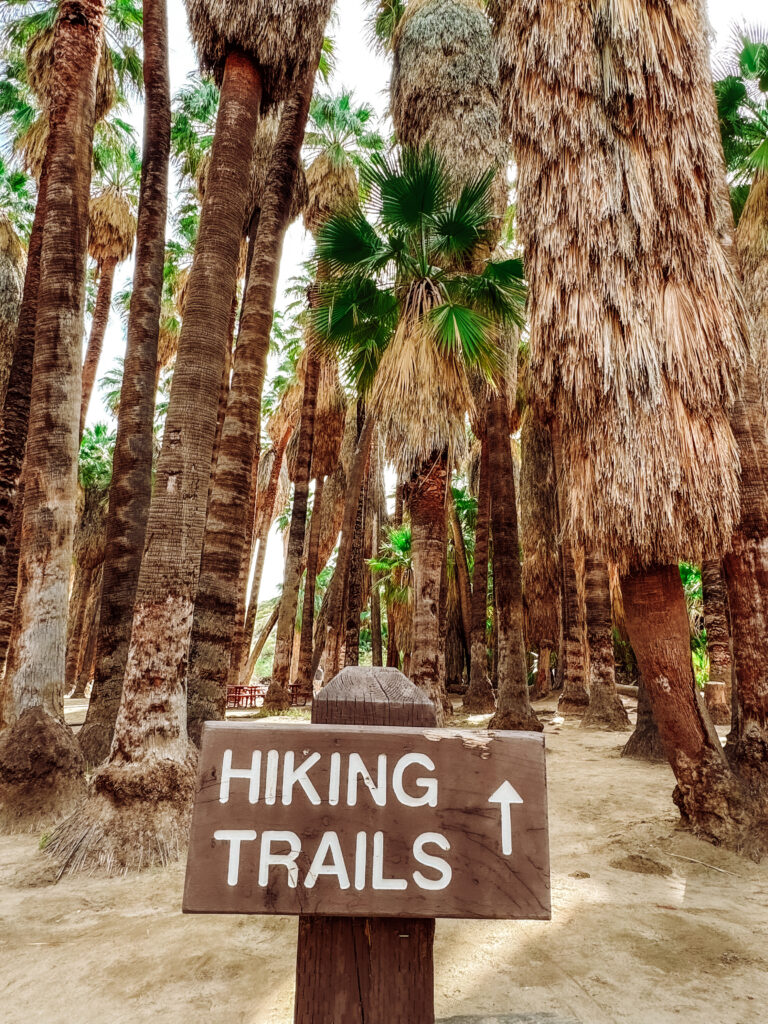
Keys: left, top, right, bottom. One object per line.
{"left": 701, "top": 558, "right": 732, "bottom": 725}
{"left": 227, "top": 447, "right": 260, "bottom": 688}
{"left": 622, "top": 565, "right": 750, "bottom": 850}
{"left": 266, "top": 351, "right": 320, "bottom": 708}
{"left": 581, "top": 554, "right": 630, "bottom": 730}
{"left": 370, "top": 507, "right": 383, "bottom": 667}
{"left": 187, "top": 73, "right": 318, "bottom": 738}
{"left": 487, "top": 394, "right": 540, "bottom": 732}
{"left": 551, "top": 421, "right": 589, "bottom": 715}
{"left": 65, "top": 566, "right": 94, "bottom": 696}
{"left": 314, "top": 414, "right": 376, "bottom": 680}
{"left": 343, "top": 474, "right": 368, "bottom": 667}
{"left": 408, "top": 449, "right": 449, "bottom": 721}
{"left": 295, "top": 475, "right": 324, "bottom": 696}
{"left": 463, "top": 431, "right": 495, "bottom": 712}
{"left": 622, "top": 677, "right": 667, "bottom": 762}
{"left": 449, "top": 497, "right": 473, "bottom": 659}
{"left": 0, "top": 0, "right": 105, "bottom": 831}
{"left": 79, "top": 256, "right": 117, "bottom": 437}
{"left": 46, "top": 50, "right": 264, "bottom": 871}
{"left": 78, "top": 0, "right": 171, "bottom": 766}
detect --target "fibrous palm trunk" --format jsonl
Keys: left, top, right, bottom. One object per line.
{"left": 79, "top": 256, "right": 117, "bottom": 438}
{"left": 449, "top": 496, "right": 473, "bottom": 666}
{"left": 370, "top": 508, "right": 383, "bottom": 667}
{"left": 0, "top": 0, "right": 105, "bottom": 831}
{"left": 343, "top": 474, "right": 368, "bottom": 668}
{"left": 581, "top": 554, "right": 630, "bottom": 731}
{"left": 487, "top": 395, "right": 540, "bottom": 732}
{"left": 78, "top": 0, "right": 171, "bottom": 766}
{"left": 701, "top": 558, "right": 732, "bottom": 725}
{"left": 408, "top": 449, "right": 450, "bottom": 721}
{"left": 622, "top": 677, "right": 666, "bottom": 762}
{"left": 187, "top": 73, "right": 318, "bottom": 739}
{"left": 46, "top": 50, "right": 263, "bottom": 871}
{"left": 463, "top": 431, "right": 495, "bottom": 712}
{"left": 295, "top": 475, "right": 324, "bottom": 697}
{"left": 266, "top": 351, "right": 320, "bottom": 708}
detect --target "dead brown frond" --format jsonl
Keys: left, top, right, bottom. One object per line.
{"left": 14, "top": 114, "right": 49, "bottom": 180}
{"left": 303, "top": 152, "right": 358, "bottom": 236}
{"left": 26, "top": 26, "right": 115, "bottom": 122}
{"left": 736, "top": 172, "right": 768, "bottom": 414}
{"left": 89, "top": 187, "right": 137, "bottom": 266}
{"left": 184, "top": 0, "right": 333, "bottom": 109}
{"left": 500, "top": 0, "right": 748, "bottom": 572}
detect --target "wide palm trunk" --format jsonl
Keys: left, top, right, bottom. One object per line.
{"left": 0, "top": 0, "right": 106, "bottom": 831}
{"left": 79, "top": 256, "right": 117, "bottom": 437}
{"left": 701, "top": 558, "right": 732, "bottom": 725}
{"left": 46, "top": 50, "right": 263, "bottom": 869}
{"left": 266, "top": 351, "right": 320, "bottom": 708}
{"left": 187, "top": 72, "right": 318, "bottom": 739}
{"left": 78, "top": 0, "right": 171, "bottom": 766}
{"left": 408, "top": 449, "right": 449, "bottom": 721}
{"left": 463, "top": 431, "right": 495, "bottom": 712}
{"left": 487, "top": 394, "right": 540, "bottom": 732}
{"left": 581, "top": 554, "right": 630, "bottom": 730}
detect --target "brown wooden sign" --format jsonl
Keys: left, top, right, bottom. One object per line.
{"left": 183, "top": 721, "right": 550, "bottom": 920}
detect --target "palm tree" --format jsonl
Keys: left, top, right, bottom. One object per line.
{"left": 77, "top": 0, "right": 172, "bottom": 767}
{"left": 0, "top": 214, "right": 25, "bottom": 408}
{"left": 580, "top": 554, "right": 630, "bottom": 731}
{"left": 462, "top": 431, "right": 494, "bottom": 711}
{"left": 701, "top": 558, "right": 732, "bottom": 725}
{"left": 496, "top": 0, "right": 760, "bottom": 850}
{"left": 80, "top": 137, "right": 140, "bottom": 436}
{"left": 0, "top": 0, "right": 106, "bottom": 832}
{"left": 369, "top": 522, "right": 414, "bottom": 674}
{"left": 47, "top": 0, "right": 334, "bottom": 873}
{"left": 313, "top": 149, "right": 525, "bottom": 719}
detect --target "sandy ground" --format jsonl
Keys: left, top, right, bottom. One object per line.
{"left": 1, "top": 697, "right": 768, "bottom": 1024}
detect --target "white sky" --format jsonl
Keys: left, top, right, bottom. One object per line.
{"left": 89, "top": 0, "right": 766, "bottom": 602}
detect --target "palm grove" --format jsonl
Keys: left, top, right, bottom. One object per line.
{"left": 0, "top": 0, "right": 765, "bottom": 871}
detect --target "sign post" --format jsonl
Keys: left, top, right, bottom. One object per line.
{"left": 183, "top": 667, "right": 550, "bottom": 1023}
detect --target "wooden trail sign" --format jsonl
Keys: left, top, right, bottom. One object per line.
{"left": 183, "top": 703, "right": 550, "bottom": 921}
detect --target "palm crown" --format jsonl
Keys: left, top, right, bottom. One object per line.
{"left": 312, "top": 147, "right": 525, "bottom": 472}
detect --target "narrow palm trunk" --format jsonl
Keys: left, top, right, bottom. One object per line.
{"left": 343, "top": 475, "right": 368, "bottom": 668}
{"left": 46, "top": 50, "right": 263, "bottom": 871}
{"left": 0, "top": 0, "right": 106, "bottom": 831}
{"left": 65, "top": 566, "right": 94, "bottom": 696}
{"left": 0, "top": 486, "right": 22, "bottom": 680}
{"left": 78, "top": 0, "right": 171, "bottom": 766}
{"left": 463, "top": 431, "right": 495, "bottom": 712}
{"left": 227, "top": 448, "right": 260, "bottom": 688}
{"left": 72, "top": 565, "right": 102, "bottom": 698}
{"left": 266, "top": 352, "right": 320, "bottom": 709}
{"left": 487, "top": 395, "right": 540, "bottom": 732}
{"left": 370, "top": 508, "right": 383, "bottom": 667}
{"left": 551, "top": 422, "right": 589, "bottom": 715}
{"left": 188, "top": 75, "right": 317, "bottom": 738}
{"left": 409, "top": 450, "right": 449, "bottom": 722}
{"left": 312, "top": 414, "right": 376, "bottom": 681}
{"left": 532, "top": 647, "right": 552, "bottom": 700}
{"left": 295, "top": 476, "right": 324, "bottom": 697}
{"left": 241, "top": 600, "right": 280, "bottom": 684}
{"left": 449, "top": 497, "right": 473, "bottom": 655}
{"left": 79, "top": 256, "right": 117, "bottom": 437}
{"left": 701, "top": 558, "right": 732, "bottom": 725}
{"left": 622, "top": 565, "right": 751, "bottom": 851}
{"left": 581, "top": 554, "right": 630, "bottom": 730}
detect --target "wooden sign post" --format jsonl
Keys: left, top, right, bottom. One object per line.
{"left": 183, "top": 668, "right": 550, "bottom": 1023}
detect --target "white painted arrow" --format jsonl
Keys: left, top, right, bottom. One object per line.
{"left": 488, "top": 781, "right": 524, "bottom": 856}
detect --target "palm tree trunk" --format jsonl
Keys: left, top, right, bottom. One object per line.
{"left": 622, "top": 677, "right": 666, "bottom": 762}
{"left": 65, "top": 565, "right": 94, "bottom": 697}
{"left": 46, "top": 50, "right": 263, "bottom": 871}
{"left": 581, "top": 554, "right": 630, "bottom": 730}
{"left": 266, "top": 351, "right": 320, "bottom": 708}
{"left": 241, "top": 599, "right": 280, "bottom": 684}
{"left": 78, "top": 0, "right": 170, "bottom": 766}
{"left": 227, "top": 447, "right": 259, "bottom": 688}
{"left": 0, "top": 485, "right": 22, "bottom": 684}
{"left": 343, "top": 474, "right": 368, "bottom": 668}
{"left": 463, "top": 431, "right": 495, "bottom": 712}
{"left": 370, "top": 508, "right": 383, "bottom": 667}
{"left": 295, "top": 476, "right": 324, "bottom": 696}
{"left": 312, "top": 414, "right": 376, "bottom": 681}
{"left": 487, "top": 394, "right": 540, "bottom": 732}
{"left": 0, "top": 0, "right": 105, "bottom": 832}
{"left": 701, "top": 558, "right": 732, "bottom": 725}
{"left": 551, "top": 421, "right": 589, "bottom": 716}
{"left": 79, "top": 256, "right": 117, "bottom": 438}
{"left": 449, "top": 496, "right": 473, "bottom": 655}
{"left": 188, "top": 72, "right": 318, "bottom": 738}
{"left": 408, "top": 449, "right": 449, "bottom": 721}
{"left": 532, "top": 646, "right": 552, "bottom": 701}
{"left": 72, "top": 564, "right": 102, "bottom": 699}
{"left": 622, "top": 565, "right": 751, "bottom": 851}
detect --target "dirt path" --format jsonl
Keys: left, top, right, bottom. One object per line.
{"left": 1, "top": 698, "right": 767, "bottom": 1024}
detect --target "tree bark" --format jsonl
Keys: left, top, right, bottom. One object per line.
{"left": 240, "top": 600, "right": 280, "bottom": 684}
{"left": 532, "top": 646, "right": 552, "bottom": 700}
{"left": 449, "top": 495, "right": 473, "bottom": 654}
{"left": 408, "top": 450, "right": 449, "bottom": 722}
{"left": 343, "top": 473, "right": 367, "bottom": 668}
{"left": 701, "top": 558, "right": 732, "bottom": 725}
{"left": 370, "top": 508, "right": 383, "bottom": 667}
{"left": 65, "top": 565, "right": 93, "bottom": 697}
{"left": 187, "top": 73, "right": 318, "bottom": 739}
{"left": 463, "top": 431, "right": 495, "bottom": 712}
{"left": 581, "top": 554, "right": 630, "bottom": 730}
{"left": 295, "top": 475, "right": 324, "bottom": 697}
{"left": 551, "top": 421, "right": 589, "bottom": 716}
{"left": 622, "top": 676, "right": 667, "bottom": 761}
{"left": 313, "top": 414, "right": 376, "bottom": 681}
{"left": 79, "top": 256, "right": 117, "bottom": 438}
{"left": 46, "top": 49, "right": 263, "bottom": 871}
{"left": 0, "top": 0, "right": 105, "bottom": 831}
{"left": 78, "top": 0, "right": 171, "bottom": 766}
{"left": 266, "top": 352, "right": 320, "bottom": 708}
{"left": 487, "top": 395, "right": 540, "bottom": 732}
{"left": 622, "top": 565, "right": 752, "bottom": 852}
